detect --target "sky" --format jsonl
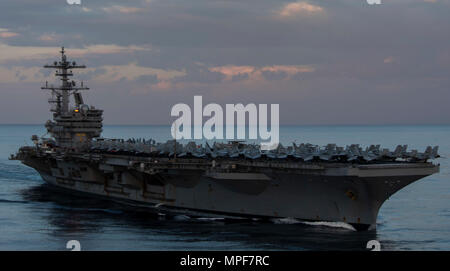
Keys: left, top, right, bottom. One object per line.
{"left": 0, "top": 0, "right": 449, "bottom": 125}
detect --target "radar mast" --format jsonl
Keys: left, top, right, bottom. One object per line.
{"left": 41, "top": 46, "right": 89, "bottom": 115}
{"left": 41, "top": 47, "right": 103, "bottom": 150}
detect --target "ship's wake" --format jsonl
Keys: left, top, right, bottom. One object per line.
{"left": 271, "top": 217, "right": 357, "bottom": 231}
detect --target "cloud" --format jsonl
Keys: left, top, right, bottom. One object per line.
{"left": 87, "top": 63, "right": 184, "bottom": 85}
{"left": 383, "top": 56, "right": 394, "bottom": 64}
{"left": 209, "top": 65, "right": 255, "bottom": 78}
{"left": 210, "top": 65, "right": 315, "bottom": 81}
{"left": 0, "top": 60, "right": 183, "bottom": 85}
{"left": 0, "top": 28, "right": 19, "bottom": 38}
{"left": 77, "top": 67, "right": 107, "bottom": 81}
{"left": 172, "top": 65, "right": 226, "bottom": 84}
{"left": 136, "top": 74, "right": 159, "bottom": 84}
{"left": 231, "top": 73, "right": 249, "bottom": 82}
{"left": 278, "top": 1, "right": 324, "bottom": 18}
{"left": 0, "top": 43, "right": 152, "bottom": 63}
{"left": 102, "top": 5, "right": 142, "bottom": 14}
{"left": 38, "top": 33, "right": 58, "bottom": 42}
{"left": 261, "top": 70, "right": 288, "bottom": 80}
{"left": 0, "top": 66, "right": 51, "bottom": 83}
{"left": 260, "top": 65, "right": 315, "bottom": 74}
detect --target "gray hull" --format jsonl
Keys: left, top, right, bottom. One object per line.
{"left": 22, "top": 154, "right": 438, "bottom": 230}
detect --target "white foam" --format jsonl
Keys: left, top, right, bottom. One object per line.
{"left": 301, "top": 221, "right": 356, "bottom": 231}
{"left": 271, "top": 217, "right": 357, "bottom": 231}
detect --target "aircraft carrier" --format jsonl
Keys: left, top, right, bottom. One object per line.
{"left": 10, "top": 48, "right": 440, "bottom": 231}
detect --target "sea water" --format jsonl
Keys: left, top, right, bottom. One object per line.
{"left": 0, "top": 124, "right": 449, "bottom": 250}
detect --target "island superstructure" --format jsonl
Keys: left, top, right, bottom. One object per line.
{"left": 11, "top": 48, "right": 440, "bottom": 231}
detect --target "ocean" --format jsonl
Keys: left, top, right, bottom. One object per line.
{"left": 0, "top": 124, "right": 449, "bottom": 251}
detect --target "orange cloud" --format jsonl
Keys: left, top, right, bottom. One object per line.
{"left": 260, "top": 65, "right": 315, "bottom": 74}
{"left": 278, "top": 1, "right": 324, "bottom": 18}
{"left": 0, "top": 28, "right": 19, "bottom": 38}
{"left": 102, "top": 5, "right": 142, "bottom": 14}
{"left": 209, "top": 65, "right": 315, "bottom": 81}
{"left": 383, "top": 56, "right": 394, "bottom": 64}
{"left": 209, "top": 65, "right": 256, "bottom": 78}
{"left": 39, "top": 34, "right": 58, "bottom": 42}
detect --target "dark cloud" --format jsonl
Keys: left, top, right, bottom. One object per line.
{"left": 78, "top": 67, "right": 107, "bottom": 81}
{"left": 231, "top": 73, "right": 249, "bottom": 82}
{"left": 261, "top": 70, "right": 288, "bottom": 81}
{"left": 172, "top": 65, "right": 225, "bottom": 84}
{"left": 136, "top": 74, "right": 159, "bottom": 84}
